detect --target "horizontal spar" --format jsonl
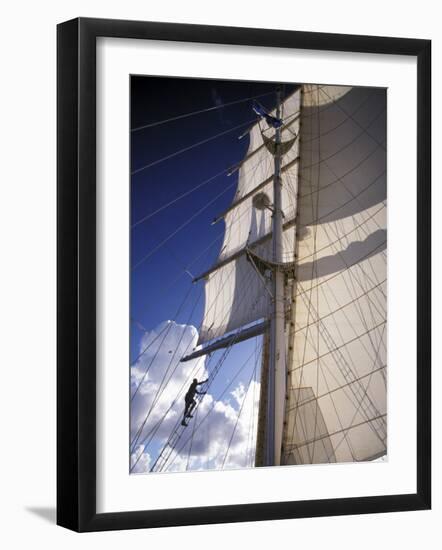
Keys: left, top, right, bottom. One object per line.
{"left": 193, "top": 217, "right": 296, "bottom": 282}
{"left": 226, "top": 111, "right": 301, "bottom": 174}
{"left": 181, "top": 320, "right": 269, "bottom": 362}
{"left": 212, "top": 156, "right": 300, "bottom": 224}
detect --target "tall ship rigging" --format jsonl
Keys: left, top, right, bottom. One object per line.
{"left": 130, "top": 82, "right": 387, "bottom": 473}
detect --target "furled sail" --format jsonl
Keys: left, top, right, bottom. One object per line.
{"left": 282, "top": 85, "right": 387, "bottom": 464}
{"left": 198, "top": 91, "right": 301, "bottom": 344}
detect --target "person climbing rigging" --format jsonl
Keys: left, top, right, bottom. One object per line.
{"left": 181, "top": 378, "right": 208, "bottom": 426}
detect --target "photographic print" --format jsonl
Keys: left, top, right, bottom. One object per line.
{"left": 129, "top": 77, "right": 387, "bottom": 475}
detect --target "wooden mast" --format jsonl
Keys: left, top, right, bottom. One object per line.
{"left": 255, "top": 330, "right": 269, "bottom": 466}
{"left": 256, "top": 87, "right": 287, "bottom": 467}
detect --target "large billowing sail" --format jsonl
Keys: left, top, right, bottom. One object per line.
{"left": 282, "top": 85, "right": 387, "bottom": 464}
{"left": 198, "top": 91, "right": 301, "bottom": 344}
{"left": 197, "top": 83, "right": 387, "bottom": 465}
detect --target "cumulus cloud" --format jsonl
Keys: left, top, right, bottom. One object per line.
{"left": 130, "top": 320, "right": 260, "bottom": 474}
{"left": 179, "top": 378, "right": 261, "bottom": 472}
{"left": 130, "top": 321, "right": 206, "bottom": 450}
{"left": 130, "top": 445, "right": 151, "bottom": 474}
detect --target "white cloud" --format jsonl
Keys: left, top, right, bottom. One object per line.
{"left": 180, "top": 378, "right": 261, "bottom": 472}
{"left": 130, "top": 321, "right": 207, "bottom": 460}
{"left": 130, "top": 320, "right": 260, "bottom": 474}
{"left": 130, "top": 445, "right": 151, "bottom": 474}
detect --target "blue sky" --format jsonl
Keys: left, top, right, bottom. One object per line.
{"left": 129, "top": 76, "right": 295, "bottom": 473}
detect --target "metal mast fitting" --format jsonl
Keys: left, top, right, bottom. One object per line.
{"left": 264, "top": 87, "right": 287, "bottom": 466}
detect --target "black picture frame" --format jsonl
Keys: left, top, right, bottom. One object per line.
{"left": 57, "top": 17, "right": 431, "bottom": 532}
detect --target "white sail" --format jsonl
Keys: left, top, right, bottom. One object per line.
{"left": 198, "top": 91, "right": 301, "bottom": 344}
{"left": 220, "top": 92, "right": 300, "bottom": 260}
{"left": 282, "top": 85, "right": 387, "bottom": 464}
